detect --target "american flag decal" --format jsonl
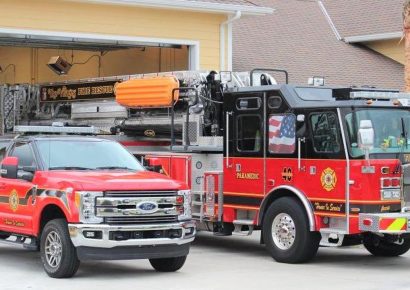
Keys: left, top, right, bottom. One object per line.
{"left": 269, "top": 114, "right": 296, "bottom": 153}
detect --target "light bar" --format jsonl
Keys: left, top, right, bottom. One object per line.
{"left": 14, "top": 125, "right": 101, "bottom": 135}
{"left": 350, "top": 91, "right": 410, "bottom": 100}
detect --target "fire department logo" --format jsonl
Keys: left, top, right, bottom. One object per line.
{"left": 9, "top": 190, "right": 19, "bottom": 212}
{"left": 321, "top": 168, "right": 337, "bottom": 192}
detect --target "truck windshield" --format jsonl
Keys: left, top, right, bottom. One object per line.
{"left": 36, "top": 140, "right": 145, "bottom": 171}
{"left": 345, "top": 108, "right": 410, "bottom": 157}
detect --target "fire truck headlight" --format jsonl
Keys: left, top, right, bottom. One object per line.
{"left": 177, "top": 190, "right": 192, "bottom": 221}
{"left": 75, "top": 191, "right": 104, "bottom": 224}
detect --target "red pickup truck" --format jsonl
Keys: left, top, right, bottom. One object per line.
{"left": 0, "top": 135, "right": 195, "bottom": 278}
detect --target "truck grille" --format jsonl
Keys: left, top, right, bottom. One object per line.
{"left": 97, "top": 191, "right": 179, "bottom": 225}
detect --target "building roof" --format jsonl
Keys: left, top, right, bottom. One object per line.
{"left": 324, "top": 0, "right": 403, "bottom": 40}
{"left": 233, "top": 0, "right": 404, "bottom": 90}
{"left": 68, "top": 0, "right": 273, "bottom": 15}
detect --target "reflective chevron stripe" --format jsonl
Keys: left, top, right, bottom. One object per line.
{"left": 379, "top": 218, "right": 407, "bottom": 231}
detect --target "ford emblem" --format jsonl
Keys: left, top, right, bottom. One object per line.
{"left": 137, "top": 201, "right": 158, "bottom": 213}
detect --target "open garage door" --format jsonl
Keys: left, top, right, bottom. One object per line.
{"left": 0, "top": 29, "right": 199, "bottom": 84}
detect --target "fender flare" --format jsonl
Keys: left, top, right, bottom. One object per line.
{"left": 258, "top": 185, "right": 316, "bottom": 231}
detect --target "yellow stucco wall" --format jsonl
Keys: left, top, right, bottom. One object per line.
{"left": 0, "top": 0, "right": 228, "bottom": 83}
{"left": 365, "top": 39, "right": 405, "bottom": 65}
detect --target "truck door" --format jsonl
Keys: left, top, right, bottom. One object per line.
{"left": 224, "top": 93, "right": 265, "bottom": 210}
{"left": 265, "top": 93, "right": 298, "bottom": 193}
{"left": 299, "top": 110, "right": 347, "bottom": 218}
{"left": 0, "top": 141, "right": 37, "bottom": 235}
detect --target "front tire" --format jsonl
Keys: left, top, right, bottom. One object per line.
{"left": 149, "top": 256, "right": 187, "bottom": 272}
{"left": 263, "top": 197, "right": 321, "bottom": 263}
{"left": 363, "top": 234, "right": 410, "bottom": 257}
{"left": 40, "top": 219, "right": 80, "bottom": 278}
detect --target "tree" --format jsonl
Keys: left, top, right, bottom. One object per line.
{"left": 404, "top": 1, "right": 410, "bottom": 91}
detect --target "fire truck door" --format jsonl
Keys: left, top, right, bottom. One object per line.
{"left": 0, "top": 142, "right": 37, "bottom": 235}
{"left": 224, "top": 93, "right": 265, "bottom": 207}
{"left": 265, "top": 93, "right": 297, "bottom": 192}
{"left": 300, "top": 111, "right": 347, "bottom": 212}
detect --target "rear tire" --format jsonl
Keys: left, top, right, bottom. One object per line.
{"left": 149, "top": 256, "right": 187, "bottom": 272}
{"left": 262, "top": 197, "right": 321, "bottom": 263}
{"left": 40, "top": 219, "right": 80, "bottom": 278}
{"left": 363, "top": 234, "right": 410, "bottom": 257}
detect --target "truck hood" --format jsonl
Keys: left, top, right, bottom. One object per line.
{"left": 36, "top": 170, "right": 187, "bottom": 191}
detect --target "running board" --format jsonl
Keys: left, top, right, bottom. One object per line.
{"left": 0, "top": 235, "right": 38, "bottom": 251}
{"left": 319, "top": 229, "right": 345, "bottom": 247}
{"left": 233, "top": 219, "right": 254, "bottom": 236}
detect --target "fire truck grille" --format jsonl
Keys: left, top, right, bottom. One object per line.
{"left": 403, "top": 164, "right": 410, "bottom": 203}
{"left": 97, "top": 191, "right": 179, "bottom": 225}
{"left": 105, "top": 216, "right": 178, "bottom": 225}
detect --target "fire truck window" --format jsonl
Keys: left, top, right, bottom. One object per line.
{"left": 237, "top": 115, "right": 262, "bottom": 152}
{"left": 236, "top": 97, "right": 261, "bottom": 110}
{"left": 268, "top": 114, "right": 296, "bottom": 154}
{"left": 310, "top": 112, "right": 341, "bottom": 153}
{"left": 10, "top": 143, "right": 36, "bottom": 167}
{"left": 268, "top": 96, "right": 282, "bottom": 109}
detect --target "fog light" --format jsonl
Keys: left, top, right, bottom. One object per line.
{"left": 184, "top": 227, "right": 194, "bottom": 235}
{"left": 83, "top": 231, "right": 102, "bottom": 239}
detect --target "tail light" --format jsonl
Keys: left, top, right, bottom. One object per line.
{"left": 381, "top": 178, "right": 401, "bottom": 189}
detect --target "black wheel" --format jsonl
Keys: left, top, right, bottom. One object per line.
{"left": 149, "top": 256, "right": 187, "bottom": 272}
{"left": 262, "top": 197, "right": 321, "bottom": 263}
{"left": 40, "top": 219, "right": 80, "bottom": 278}
{"left": 363, "top": 234, "right": 410, "bottom": 257}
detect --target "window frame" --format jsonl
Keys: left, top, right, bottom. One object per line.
{"left": 309, "top": 111, "right": 342, "bottom": 154}
{"left": 267, "top": 96, "right": 283, "bottom": 109}
{"left": 9, "top": 141, "right": 38, "bottom": 168}
{"left": 235, "top": 114, "right": 263, "bottom": 153}
{"left": 235, "top": 97, "right": 262, "bottom": 111}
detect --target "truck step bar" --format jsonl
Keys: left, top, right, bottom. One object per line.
{"left": 0, "top": 235, "right": 38, "bottom": 251}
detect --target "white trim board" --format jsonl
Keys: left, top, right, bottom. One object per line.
{"left": 344, "top": 32, "right": 402, "bottom": 43}
{"left": 64, "top": 0, "right": 274, "bottom": 15}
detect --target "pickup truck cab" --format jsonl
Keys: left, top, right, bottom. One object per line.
{"left": 0, "top": 135, "right": 195, "bottom": 278}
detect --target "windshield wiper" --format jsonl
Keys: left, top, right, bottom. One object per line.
{"left": 49, "top": 166, "right": 93, "bottom": 171}
{"left": 95, "top": 166, "right": 134, "bottom": 170}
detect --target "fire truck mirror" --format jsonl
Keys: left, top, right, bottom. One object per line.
{"left": 17, "top": 170, "right": 34, "bottom": 182}
{"left": 401, "top": 116, "right": 410, "bottom": 140}
{"left": 0, "top": 157, "right": 18, "bottom": 179}
{"left": 358, "top": 120, "right": 374, "bottom": 158}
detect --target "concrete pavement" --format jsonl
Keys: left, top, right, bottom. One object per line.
{"left": 0, "top": 232, "right": 409, "bottom": 290}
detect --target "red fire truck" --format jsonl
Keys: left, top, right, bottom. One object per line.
{"left": 3, "top": 69, "right": 410, "bottom": 263}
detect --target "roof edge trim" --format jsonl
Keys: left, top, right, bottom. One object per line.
{"left": 344, "top": 31, "right": 402, "bottom": 43}
{"left": 64, "top": 0, "right": 274, "bottom": 15}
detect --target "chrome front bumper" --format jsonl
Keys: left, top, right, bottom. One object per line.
{"left": 68, "top": 221, "right": 196, "bottom": 248}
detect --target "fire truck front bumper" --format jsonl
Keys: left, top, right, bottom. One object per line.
{"left": 359, "top": 212, "right": 410, "bottom": 234}
{"left": 68, "top": 221, "right": 196, "bottom": 260}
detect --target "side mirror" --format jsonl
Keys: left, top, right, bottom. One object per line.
{"left": 0, "top": 157, "right": 18, "bottom": 179}
{"left": 358, "top": 120, "right": 374, "bottom": 160}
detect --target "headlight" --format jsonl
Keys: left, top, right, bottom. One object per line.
{"left": 177, "top": 190, "right": 192, "bottom": 221}
{"left": 75, "top": 191, "right": 103, "bottom": 224}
